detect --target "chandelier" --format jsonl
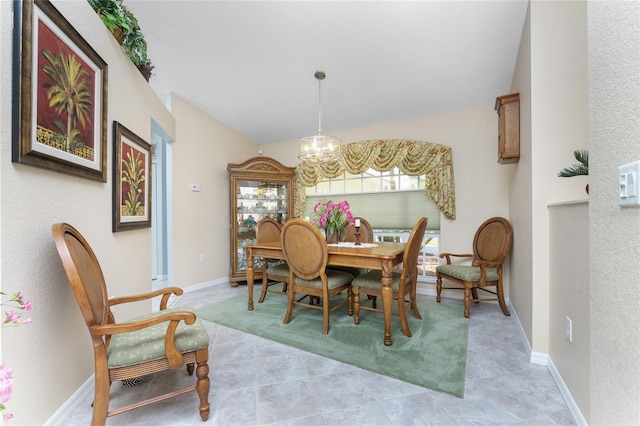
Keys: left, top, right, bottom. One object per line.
{"left": 298, "top": 71, "right": 343, "bottom": 162}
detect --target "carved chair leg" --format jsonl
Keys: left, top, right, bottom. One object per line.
{"left": 463, "top": 287, "right": 471, "bottom": 318}
{"left": 353, "top": 288, "right": 361, "bottom": 325}
{"left": 368, "top": 294, "right": 377, "bottom": 309}
{"left": 347, "top": 288, "right": 354, "bottom": 316}
{"left": 436, "top": 275, "right": 442, "bottom": 303}
{"left": 195, "top": 350, "right": 210, "bottom": 422}
{"left": 186, "top": 362, "right": 195, "bottom": 376}
{"left": 471, "top": 287, "right": 479, "bottom": 301}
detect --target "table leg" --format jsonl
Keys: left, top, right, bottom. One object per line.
{"left": 381, "top": 261, "right": 393, "bottom": 346}
{"left": 247, "top": 248, "right": 255, "bottom": 311}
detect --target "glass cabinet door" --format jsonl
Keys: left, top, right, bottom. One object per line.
{"left": 234, "top": 180, "right": 288, "bottom": 273}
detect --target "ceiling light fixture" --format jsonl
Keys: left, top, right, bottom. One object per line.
{"left": 298, "top": 70, "right": 342, "bottom": 162}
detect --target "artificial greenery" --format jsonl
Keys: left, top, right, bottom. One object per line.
{"left": 558, "top": 149, "right": 589, "bottom": 177}
{"left": 87, "top": 0, "right": 154, "bottom": 79}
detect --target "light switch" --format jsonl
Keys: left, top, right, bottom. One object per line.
{"left": 619, "top": 161, "right": 640, "bottom": 207}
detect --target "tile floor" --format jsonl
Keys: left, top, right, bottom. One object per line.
{"left": 65, "top": 283, "right": 577, "bottom": 425}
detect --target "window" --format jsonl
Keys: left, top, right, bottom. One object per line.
{"left": 304, "top": 168, "right": 440, "bottom": 282}
{"left": 304, "top": 168, "right": 440, "bottom": 230}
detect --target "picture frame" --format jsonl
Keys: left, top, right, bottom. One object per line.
{"left": 12, "top": 0, "right": 108, "bottom": 182}
{"left": 113, "top": 122, "right": 152, "bottom": 232}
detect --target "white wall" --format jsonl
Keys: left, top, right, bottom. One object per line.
{"left": 549, "top": 201, "right": 589, "bottom": 420}
{"left": 169, "top": 94, "right": 257, "bottom": 288}
{"left": 509, "top": 0, "right": 588, "bottom": 353}
{"left": 588, "top": 1, "right": 640, "bottom": 423}
{"left": 264, "top": 105, "right": 512, "bottom": 294}
{"left": 0, "top": 1, "right": 175, "bottom": 423}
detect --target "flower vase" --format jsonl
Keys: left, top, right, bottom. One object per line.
{"left": 326, "top": 230, "right": 339, "bottom": 244}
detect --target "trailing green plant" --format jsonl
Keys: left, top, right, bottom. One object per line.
{"left": 558, "top": 149, "right": 589, "bottom": 177}
{"left": 87, "top": 0, "right": 154, "bottom": 80}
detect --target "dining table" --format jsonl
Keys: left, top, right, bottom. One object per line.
{"left": 245, "top": 240, "right": 406, "bottom": 346}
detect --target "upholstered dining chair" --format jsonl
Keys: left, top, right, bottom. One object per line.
{"left": 281, "top": 218, "right": 354, "bottom": 334}
{"left": 436, "top": 216, "right": 513, "bottom": 318}
{"left": 51, "top": 223, "right": 210, "bottom": 425}
{"left": 256, "top": 217, "right": 290, "bottom": 303}
{"left": 352, "top": 217, "right": 428, "bottom": 337}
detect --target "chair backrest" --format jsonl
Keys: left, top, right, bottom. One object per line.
{"left": 400, "top": 217, "right": 428, "bottom": 284}
{"left": 344, "top": 216, "right": 374, "bottom": 243}
{"left": 256, "top": 217, "right": 282, "bottom": 244}
{"left": 472, "top": 217, "right": 513, "bottom": 264}
{"left": 51, "top": 223, "right": 111, "bottom": 333}
{"left": 281, "top": 218, "right": 328, "bottom": 280}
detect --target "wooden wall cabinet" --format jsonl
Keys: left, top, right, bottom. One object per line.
{"left": 495, "top": 93, "right": 520, "bottom": 164}
{"left": 227, "top": 157, "right": 294, "bottom": 285}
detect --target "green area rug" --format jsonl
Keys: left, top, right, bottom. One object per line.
{"left": 197, "top": 292, "right": 469, "bottom": 397}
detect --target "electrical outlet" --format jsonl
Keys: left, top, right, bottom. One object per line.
{"left": 565, "top": 316, "right": 573, "bottom": 342}
{"left": 199, "top": 254, "right": 205, "bottom": 263}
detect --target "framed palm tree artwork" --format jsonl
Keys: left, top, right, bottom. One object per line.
{"left": 112, "top": 122, "right": 152, "bottom": 232}
{"left": 12, "top": 0, "right": 108, "bottom": 182}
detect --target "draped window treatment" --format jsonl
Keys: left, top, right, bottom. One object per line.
{"left": 293, "top": 139, "right": 456, "bottom": 220}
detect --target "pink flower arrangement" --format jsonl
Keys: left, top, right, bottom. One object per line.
{"left": 1, "top": 292, "right": 32, "bottom": 421}
{"left": 311, "top": 200, "right": 354, "bottom": 240}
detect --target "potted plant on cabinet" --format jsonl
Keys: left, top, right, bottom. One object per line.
{"left": 87, "top": 0, "right": 155, "bottom": 81}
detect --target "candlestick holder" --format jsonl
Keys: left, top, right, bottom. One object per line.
{"left": 354, "top": 226, "right": 361, "bottom": 245}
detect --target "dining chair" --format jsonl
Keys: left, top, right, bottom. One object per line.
{"left": 51, "top": 223, "right": 210, "bottom": 425}
{"left": 344, "top": 216, "right": 374, "bottom": 244}
{"left": 256, "top": 217, "right": 290, "bottom": 303}
{"left": 436, "top": 217, "right": 513, "bottom": 318}
{"left": 281, "top": 218, "right": 354, "bottom": 334}
{"left": 352, "top": 217, "right": 428, "bottom": 337}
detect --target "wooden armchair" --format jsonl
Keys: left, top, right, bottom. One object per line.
{"left": 256, "top": 217, "right": 290, "bottom": 303}
{"left": 51, "top": 223, "right": 210, "bottom": 425}
{"left": 436, "top": 217, "right": 513, "bottom": 318}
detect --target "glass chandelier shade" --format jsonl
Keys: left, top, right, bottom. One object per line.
{"left": 298, "top": 71, "right": 343, "bottom": 162}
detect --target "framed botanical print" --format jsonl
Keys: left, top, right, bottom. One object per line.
{"left": 12, "top": 0, "right": 108, "bottom": 182}
{"left": 113, "top": 122, "right": 152, "bottom": 232}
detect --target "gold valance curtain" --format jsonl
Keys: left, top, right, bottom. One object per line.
{"left": 293, "top": 139, "right": 456, "bottom": 219}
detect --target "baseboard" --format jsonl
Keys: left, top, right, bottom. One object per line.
{"left": 182, "top": 277, "right": 227, "bottom": 293}
{"left": 44, "top": 375, "right": 94, "bottom": 425}
{"left": 506, "top": 299, "right": 586, "bottom": 425}
{"left": 547, "top": 357, "right": 588, "bottom": 425}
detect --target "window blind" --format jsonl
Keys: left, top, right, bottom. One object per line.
{"left": 304, "top": 191, "right": 440, "bottom": 230}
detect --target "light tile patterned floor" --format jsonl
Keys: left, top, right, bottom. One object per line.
{"left": 65, "top": 283, "right": 576, "bottom": 425}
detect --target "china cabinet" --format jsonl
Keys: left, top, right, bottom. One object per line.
{"left": 227, "top": 157, "right": 294, "bottom": 285}
{"left": 495, "top": 92, "right": 520, "bottom": 164}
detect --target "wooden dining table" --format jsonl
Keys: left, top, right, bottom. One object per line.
{"left": 245, "top": 240, "right": 406, "bottom": 346}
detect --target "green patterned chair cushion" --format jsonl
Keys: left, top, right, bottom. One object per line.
{"left": 436, "top": 264, "right": 499, "bottom": 282}
{"left": 266, "top": 262, "right": 290, "bottom": 276}
{"left": 107, "top": 307, "right": 210, "bottom": 369}
{"left": 326, "top": 265, "right": 366, "bottom": 278}
{"left": 352, "top": 270, "right": 408, "bottom": 292}
{"left": 294, "top": 269, "right": 353, "bottom": 289}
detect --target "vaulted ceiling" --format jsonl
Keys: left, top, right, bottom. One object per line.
{"left": 126, "top": 1, "right": 529, "bottom": 145}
